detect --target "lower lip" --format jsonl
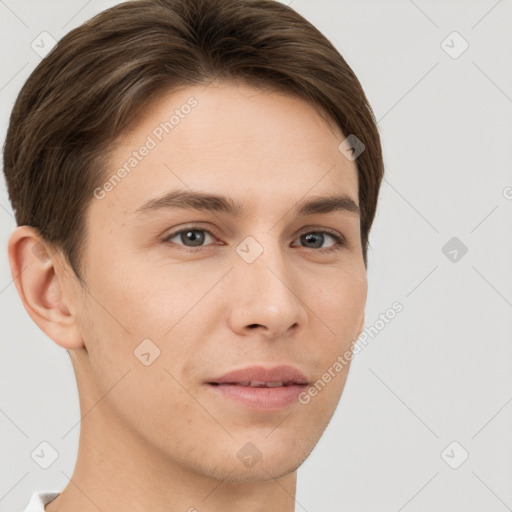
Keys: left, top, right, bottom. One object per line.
{"left": 207, "top": 383, "right": 307, "bottom": 411}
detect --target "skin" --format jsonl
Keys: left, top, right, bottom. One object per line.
{"left": 9, "top": 82, "right": 367, "bottom": 512}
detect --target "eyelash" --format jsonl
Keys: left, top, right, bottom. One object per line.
{"left": 162, "top": 226, "right": 347, "bottom": 253}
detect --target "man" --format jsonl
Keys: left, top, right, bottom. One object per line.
{"left": 3, "top": 0, "right": 384, "bottom": 510}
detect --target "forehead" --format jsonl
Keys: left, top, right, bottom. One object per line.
{"left": 95, "top": 82, "right": 359, "bottom": 218}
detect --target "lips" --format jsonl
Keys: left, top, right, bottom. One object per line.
{"left": 206, "top": 365, "right": 309, "bottom": 411}
{"left": 207, "top": 364, "right": 309, "bottom": 387}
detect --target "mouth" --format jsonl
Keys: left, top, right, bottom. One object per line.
{"left": 208, "top": 380, "right": 306, "bottom": 387}
{"left": 206, "top": 365, "right": 309, "bottom": 411}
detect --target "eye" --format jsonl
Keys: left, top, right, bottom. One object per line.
{"left": 293, "top": 229, "right": 346, "bottom": 252}
{"left": 163, "top": 228, "right": 217, "bottom": 249}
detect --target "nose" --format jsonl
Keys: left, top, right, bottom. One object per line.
{"left": 226, "top": 237, "right": 307, "bottom": 339}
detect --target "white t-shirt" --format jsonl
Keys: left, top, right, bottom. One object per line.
{"left": 22, "top": 491, "right": 60, "bottom": 511}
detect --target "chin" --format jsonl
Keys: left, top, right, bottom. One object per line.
{"left": 218, "top": 434, "right": 315, "bottom": 482}
{"left": 218, "top": 457, "right": 305, "bottom": 483}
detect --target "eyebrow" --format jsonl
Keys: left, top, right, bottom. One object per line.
{"left": 134, "top": 190, "right": 360, "bottom": 217}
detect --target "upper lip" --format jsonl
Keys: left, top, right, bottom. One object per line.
{"left": 207, "top": 365, "right": 309, "bottom": 385}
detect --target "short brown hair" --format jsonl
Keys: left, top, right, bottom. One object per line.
{"left": 3, "top": 0, "right": 384, "bottom": 283}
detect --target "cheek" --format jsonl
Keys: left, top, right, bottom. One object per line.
{"left": 81, "top": 256, "right": 226, "bottom": 388}
{"left": 76, "top": 278, "right": 201, "bottom": 427}
{"left": 315, "top": 268, "right": 367, "bottom": 339}
{"left": 85, "top": 256, "right": 177, "bottom": 339}
{"left": 114, "top": 366, "right": 199, "bottom": 444}
{"left": 302, "top": 266, "right": 366, "bottom": 406}
{"left": 97, "top": 250, "right": 223, "bottom": 323}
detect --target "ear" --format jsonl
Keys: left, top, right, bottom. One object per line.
{"left": 8, "top": 226, "right": 84, "bottom": 349}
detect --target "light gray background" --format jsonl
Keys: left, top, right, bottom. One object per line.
{"left": 1, "top": 0, "right": 511, "bottom": 511}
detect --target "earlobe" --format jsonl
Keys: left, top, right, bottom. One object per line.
{"left": 8, "top": 226, "right": 84, "bottom": 350}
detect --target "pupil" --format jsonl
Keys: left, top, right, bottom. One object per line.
{"left": 183, "top": 230, "right": 204, "bottom": 246}
{"left": 303, "top": 232, "right": 323, "bottom": 248}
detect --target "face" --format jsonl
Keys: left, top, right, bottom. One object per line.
{"left": 71, "top": 82, "right": 367, "bottom": 481}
